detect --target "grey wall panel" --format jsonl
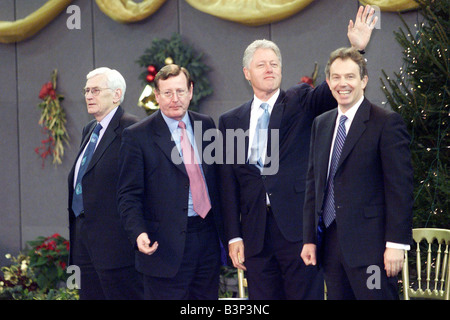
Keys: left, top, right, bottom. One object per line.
{"left": 0, "top": 0, "right": 21, "bottom": 267}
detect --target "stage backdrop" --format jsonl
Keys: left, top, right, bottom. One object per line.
{"left": 0, "top": 0, "right": 418, "bottom": 265}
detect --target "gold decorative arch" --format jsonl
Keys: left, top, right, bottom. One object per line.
{"left": 0, "top": 0, "right": 72, "bottom": 44}
{"left": 95, "top": 0, "right": 167, "bottom": 23}
{"left": 184, "top": 0, "right": 314, "bottom": 26}
{"left": 359, "top": 0, "right": 419, "bottom": 12}
{"left": 0, "top": 0, "right": 421, "bottom": 44}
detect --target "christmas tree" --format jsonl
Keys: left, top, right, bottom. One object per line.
{"left": 381, "top": 0, "right": 449, "bottom": 228}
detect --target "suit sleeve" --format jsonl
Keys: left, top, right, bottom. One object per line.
{"left": 380, "top": 112, "right": 413, "bottom": 245}
{"left": 299, "top": 81, "right": 337, "bottom": 117}
{"left": 117, "top": 128, "right": 148, "bottom": 246}
{"left": 303, "top": 118, "right": 318, "bottom": 244}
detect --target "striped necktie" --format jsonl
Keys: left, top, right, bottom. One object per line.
{"left": 323, "top": 115, "right": 347, "bottom": 227}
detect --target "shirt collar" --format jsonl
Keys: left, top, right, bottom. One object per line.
{"left": 161, "top": 111, "right": 191, "bottom": 134}
{"left": 98, "top": 106, "right": 118, "bottom": 130}
{"left": 337, "top": 96, "right": 364, "bottom": 123}
{"left": 252, "top": 89, "right": 280, "bottom": 112}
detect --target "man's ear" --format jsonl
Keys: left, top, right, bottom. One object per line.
{"left": 361, "top": 75, "right": 368, "bottom": 90}
{"left": 243, "top": 67, "right": 251, "bottom": 82}
{"left": 114, "top": 88, "right": 122, "bottom": 104}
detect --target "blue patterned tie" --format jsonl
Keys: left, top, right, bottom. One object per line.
{"left": 72, "top": 123, "right": 102, "bottom": 217}
{"left": 249, "top": 103, "right": 270, "bottom": 169}
{"left": 323, "top": 115, "right": 347, "bottom": 227}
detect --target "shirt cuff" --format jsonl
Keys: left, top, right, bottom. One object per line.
{"left": 229, "top": 237, "right": 243, "bottom": 244}
{"left": 386, "top": 241, "right": 410, "bottom": 250}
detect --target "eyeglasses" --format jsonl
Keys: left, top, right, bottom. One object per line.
{"left": 83, "top": 87, "right": 112, "bottom": 96}
{"left": 159, "top": 89, "right": 189, "bottom": 99}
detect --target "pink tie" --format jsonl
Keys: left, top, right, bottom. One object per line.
{"left": 178, "top": 121, "right": 211, "bottom": 218}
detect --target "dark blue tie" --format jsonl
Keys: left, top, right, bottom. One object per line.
{"left": 72, "top": 123, "right": 102, "bottom": 217}
{"left": 249, "top": 103, "right": 270, "bottom": 170}
{"left": 323, "top": 115, "right": 347, "bottom": 227}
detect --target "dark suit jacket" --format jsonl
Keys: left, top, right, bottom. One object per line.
{"left": 218, "top": 82, "right": 336, "bottom": 258}
{"left": 117, "top": 110, "right": 223, "bottom": 278}
{"left": 303, "top": 98, "right": 413, "bottom": 268}
{"left": 68, "top": 106, "right": 140, "bottom": 270}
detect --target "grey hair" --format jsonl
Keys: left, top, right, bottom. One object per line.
{"left": 242, "top": 39, "right": 282, "bottom": 69}
{"left": 86, "top": 67, "right": 126, "bottom": 103}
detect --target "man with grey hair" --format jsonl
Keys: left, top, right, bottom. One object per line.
{"left": 68, "top": 67, "right": 143, "bottom": 299}
{"left": 219, "top": 6, "right": 377, "bottom": 299}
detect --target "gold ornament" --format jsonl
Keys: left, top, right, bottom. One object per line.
{"left": 165, "top": 57, "right": 174, "bottom": 65}
{"left": 138, "top": 84, "right": 159, "bottom": 112}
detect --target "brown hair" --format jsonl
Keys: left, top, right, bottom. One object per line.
{"left": 154, "top": 64, "right": 192, "bottom": 91}
{"left": 325, "top": 47, "right": 368, "bottom": 80}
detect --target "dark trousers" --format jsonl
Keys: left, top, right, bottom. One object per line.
{"left": 72, "top": 215, "right": 144, "bottom": 300}
{"left": 322, "top": 221, "right": 399, "bottom": 300}
{"left": 245, "top": 207, "right": 324, "bottom": 300}
{"left": 142, "top": 215, "right": 221, "bottom": 300}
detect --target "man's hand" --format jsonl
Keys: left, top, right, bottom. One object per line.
{"left": 384, "top": 247, "right": 404, "bottom": 277}
{"left": 301, "top": 243, "right": 317, "bottom": 266}
{"left": 137, "top": 232, "right": 158, "bottom": 255}
{"left": 348, "top": 5, "right": 378, "bottom": 51}
{"left": 229, "top": 240, "right": 246, "bottom": 271}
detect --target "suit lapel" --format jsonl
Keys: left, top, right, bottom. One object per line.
{"left": 318, "top": 110, "right": 337, "bottom": 187}
{"left": 234, "top": 101, "right": 252, "bottom": 160}
{"left": 86, "top": 106, "right": 123, "bottom": 173}
{"left": 189, "top": 111, "right": 212, "bottom": 178}
{"left": 266, "top": 92, "right": 286, "bottom": 160}
{"left": 269, "top": 91, "right": 286, "bottom": 130}
{"left": 152, "top": 110, "right": 188, "bottom": 176}
{"left": 337, "top": 99, "right": 371, "bottom": 170}
{"left": 69, "top": 120, "right": 96, "bottom": 187}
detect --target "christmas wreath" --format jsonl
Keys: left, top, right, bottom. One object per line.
{"left": 136, "top": 33, "right": 213, "bottom": 114}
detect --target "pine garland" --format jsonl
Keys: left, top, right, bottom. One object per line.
{"left": 136, "top": 33, "right": 213, "bottom": 113}
{"left": 380, "top": 0, "right": 449, "bottom": 228}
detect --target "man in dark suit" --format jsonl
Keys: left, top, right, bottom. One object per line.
{"left": 117, "top": 64, "right": 223, "bottom": 300}
{"left": 301, "top": 47, "right": 413, "bottom": 299}
{"left": 218, "top": 6, "right": 377, "bottom": 299}
{"left": 68, "top": 67, "right": 143, "bottom": 299}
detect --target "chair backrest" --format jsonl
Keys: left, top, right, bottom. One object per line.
{"left": 402, "top": 228, "right": 450, "bottom": 300}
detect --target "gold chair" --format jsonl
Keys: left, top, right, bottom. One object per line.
{"left": 402, "top": 228, "right": 450, "bottom": 300}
